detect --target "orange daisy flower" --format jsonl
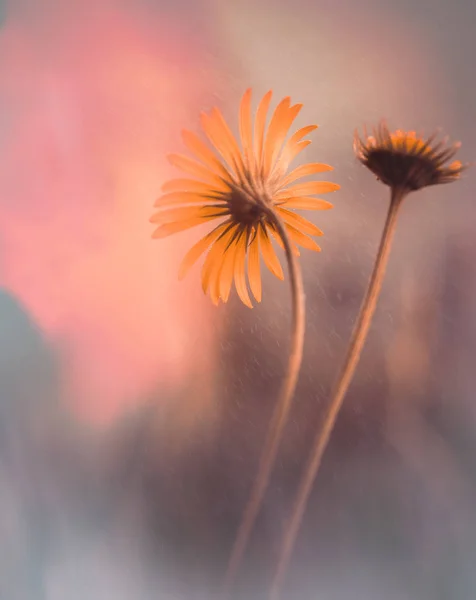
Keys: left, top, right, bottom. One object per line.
{"left": 354, "top": 121, "right": 466, "bottom": 193}
{"left": 150, "top": 89, "right": 340, "bottom": 308}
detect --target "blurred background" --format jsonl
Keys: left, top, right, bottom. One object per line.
{"left": 0, "top": 0, "right": 475, "bottom": 598}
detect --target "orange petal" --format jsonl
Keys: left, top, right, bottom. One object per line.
{"left": 264, "top": 101, "right": 302, "bottom": 177}
{"left": 277, "top": 208, "right": 324, "bottom": 237}
{"left": 181, "top": 130, "right": 231, "bottom": 180}
{"left": 247, "top": 232, "right": 262, "bottom": 303}
{"left": 161, "top": 178, "right": 228, "bottom": 195}
{"left": 168, "top": 153, "right": 226, "bottom": 188}
{"left": 259, "top": 225, "right": 284, "bottom": 280}
{"left": 280, "top": 163, "right": 334, "bottom": 187}
{"left": 261, "top": 97, "right": 290, "bottom": 172}
{"left": 276, "top": 181, "right": 340, "bottom": 199}
{"left": 233, "top": 231, "right": 253, "bottom": 308}
{"left": 201, "top": 225, "right": 236, "bottom": 295}
{"left": 215, "top": 235, "right": 240, "bottom": 304}
{"left": 200, "top": 109, "right": 244, "bottom": 179}
{"left": 178, "top": 221, "right": 230, "bottom": 280}
{"left": 239, "top": 88, "right": 254, "bottom": 171}
{"left": 154, "top": 191, "right": 226, "bottom": 207}
{"left": 268, "top": 225, "right": 300, "bottom": 256}
{"left": 152, "top": 215, "right": 220, "bottom": 239}
{"left": 275, "top": 125, "right": 318, "bottom": 174}
{"left": 254, "top": 91, "right": 273, "bottom": 170}
{"left": 289, "top": 124, "right": 318, "bottom": 142}
{"left": 277, "top": 197, "right": 333, "bottom": 211}
{"left": 277, "top": 140, "right": 312, "bottom": 175}
{"left": 285, "top": 223, "right": 322, "bottom": 252}
{"left": 150, "top": 205, "right": 228, "bottom": 224}
{"left": 212, "top": 108, "right": 245, "bottom": 170}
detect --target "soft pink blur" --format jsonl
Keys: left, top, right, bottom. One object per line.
{"left": 0, "top": 0, "right": 219, "bottom": 424}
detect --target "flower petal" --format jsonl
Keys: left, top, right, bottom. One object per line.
{"left": 181, "top": 129, "right": 231, "bottom": 180}
{"left": 161, "top": 178, "right": 228, "bottom": 195}
{"left": 200, "top": 109, "right": 244, "bottom": 178}
{"left": 274, "top": 125, "right": 318, "bottom": 174}
{"left": 178, "top": 221, "right": 230, "bottom": 280}
{"left": 277, "top": 208, "right": 324, "bottom": 237}
{"left": 280, "top": 163, "right": 334, "bottom": 187}
{"left": 152, "top": 214, "right": 221, "bottom": 238}
{"left": 264, "top": 101, "right": 302, "bottom": 177}
{"left": 247, "top": 230, "right": 262, "bottom": 303}
{"left": 277, "top": 181, "right": 340, "bottom": 199}
{"left": 239, "top": 88, "right": 254, "bottom": 171}
{"left": 254, "top": 91, "right": 273, "bottom": 171}
{"left": 215, "top": 235, "right": 240, "bottom": 304}
{"left": 277, "top": 197, "right": 333, "bottom": 211}
{"left": 233, "top": 230, "right": 253, "bottom": 308}
{"left": 285, "top": 223, "right": 322, "bottom": 252}
{"left": 168, "top": 153, "right": 226, "bottom": 188}
{"left": 448, "top": 160, "right": 463, "bottom": 171}
{"left": 259, "top": 225, "right": 284, "bottom": 280}
{"left": 201, "top": 225, "right": 236, "bottom": 296}
{"left": 212, "top": 107, "right": 245, "bottom": 169}
{"left": 268, "top": 225, "right": 300, "bottom": 256}
{"left": 277, "top": 140, "right": 312, "bottom": 175}
{"left": 154, "top": 191, "right": 226, "bottom": 207}
{"left": 150, "top": 205, "right": 228, "bottom": 224}
{"left": 262, "top": 96, "right": 291, "bottom": 171}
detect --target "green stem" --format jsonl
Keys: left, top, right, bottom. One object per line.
{"left": 269, "top": 187, "right": 406, "bottom": 600}
{"left": 222, "top": 208, "right": 306, "bottom": 596}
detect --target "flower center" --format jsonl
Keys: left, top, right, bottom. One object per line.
{"left": 367, "top": 148, "right": 441, "bottom": 190}
{"left": 227, "top": 185, "right": 271, "bottom": 226}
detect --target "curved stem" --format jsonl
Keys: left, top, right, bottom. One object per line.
{"left": 269, "top": 187, "right": 406, "bottom": 600}
{"left": 222, "top": 208, "right": 306, "bottom": 596}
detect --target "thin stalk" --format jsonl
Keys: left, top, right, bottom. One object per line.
{"left": 222, "top": 207, "right": 306, "bottom": 596}
{"left": 269, "top": 187, "right": 406, "bottom": 600}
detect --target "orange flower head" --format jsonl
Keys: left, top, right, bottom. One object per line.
{"left": 354, "top": 121, "right": 466, "bottom": 193}
{"left": 150, "top": 89, "right": 340, "bottom": 308}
